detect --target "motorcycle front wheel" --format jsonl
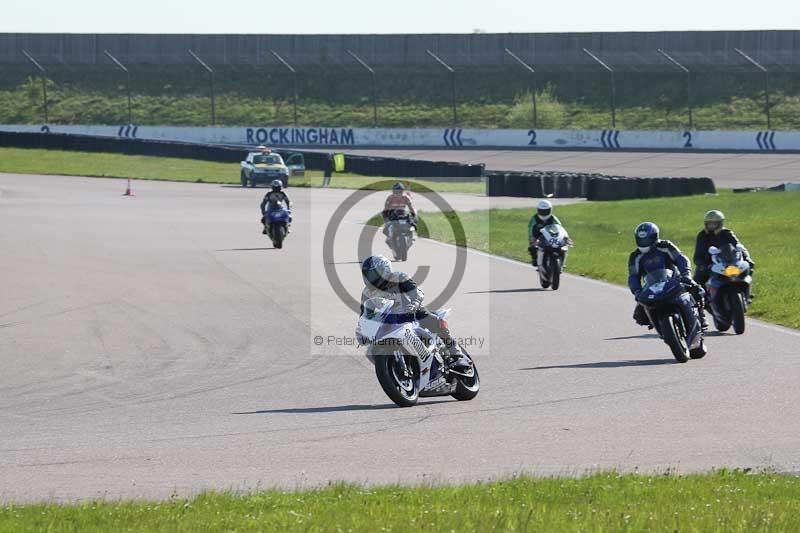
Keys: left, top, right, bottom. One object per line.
{"left": 375, "top": 353, "right": 419, "bottom": 407}
{"left": 451, "top": 351, "right": 480, "bottom": 401}
{"left": 660, "top": 314, "right": 689, "bottom": 363}
{"left": 550, "top": 254, "right": 561, "bottom": 291}
{"left": 271, "top": 224, "right": 286, "bottom": 249}
{"left": 730, "top": 291, "right": 746, "bottom": 335}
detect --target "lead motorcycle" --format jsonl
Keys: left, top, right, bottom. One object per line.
{"left": 705, "top": 243, "right": 752, "bottom": 335}
{"left": 636, "top": 269, "right": 707, "bottom": 363}
{"left": 385, "top": 208, "right": 416, "bottom": 262}
{"left": 534, "top": 223, "right": 572, "bottom": 290}
{"left": 356, "top": 297, "right": 480, "bottom": 407}
{"left": 264, "top": 202, "right": 291, "bottom": 249}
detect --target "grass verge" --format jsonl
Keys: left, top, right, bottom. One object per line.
{"left": 416, "top": 191, "right": 800, "bottom": 329}
{"left": 1, "top": 471, "right": 798, "bottom": 531}
{"left": 0, "top": 148, "right": 484, "bottom": 194}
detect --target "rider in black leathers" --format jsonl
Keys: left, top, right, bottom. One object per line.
{"left": 693, "top": 210, "right": 754, "bottom": 287}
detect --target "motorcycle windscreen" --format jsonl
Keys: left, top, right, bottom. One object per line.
{"left": 357, "top": 297, "right": 395, "bottom": 341}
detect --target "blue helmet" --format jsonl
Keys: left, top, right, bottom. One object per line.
{"left": 635, "top": 222, "right": 659, "bottom": 251}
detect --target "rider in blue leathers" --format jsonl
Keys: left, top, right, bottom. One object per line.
{"left": 628, "top": 222, "right": 708, "bottom": 330}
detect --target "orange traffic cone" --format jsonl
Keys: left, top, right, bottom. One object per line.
{"left": 122, "top": 178, "right": 135, "bottom": 197}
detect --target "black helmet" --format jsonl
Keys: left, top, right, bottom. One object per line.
{"left": 361, "top": 255, "right": 392, "bottom": 290}
{"left": 271, "top": 179, "right": 283, "bottom": 191}
{"left": 392, "top": 182, "right": 405, "bottom": 194}
{"left": 635, "top": 222, "right": 659, "bottom": 251}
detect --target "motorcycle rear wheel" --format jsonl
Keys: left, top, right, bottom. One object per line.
{"left": 660, "top": 314, "right": 689, "bottom": 363}
{"left": 375, "top": 354, "right": 419, "bottom": 407}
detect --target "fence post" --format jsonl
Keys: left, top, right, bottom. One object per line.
{"left": 505, "top": 48, "right": 538, "bottom": 128}
{"left": 426, "top": 50, "right": 457, "bottom": 126}
{"left": 104, "top": 50, "right": 133, "bottom": 125}
{"left": 22, "top": 50, "right": 48, "bottom": 124}
{"left": 189, "top": 49, "right": 216, "bottom": 126}
{"left": 270, "top": 50, "right": 298, "bottom": 126}
{"left": 583, "top": 48, "right": 615, "bottom": 128}
{"left": 734, "top": 48, "right": 770, "bottom": 129}
{"left": 657, "top": 49, "right": 692, "bottom": 129}
{"left": 347, "top": 50, "right": 378, "bottom": 127}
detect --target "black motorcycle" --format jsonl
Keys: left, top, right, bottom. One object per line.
{"left": 705, "top": 244, "right": 753, "bottom": 335}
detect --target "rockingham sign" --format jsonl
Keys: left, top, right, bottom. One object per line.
{"left": 2, "top": 124, "right": 799, "bottom": 152}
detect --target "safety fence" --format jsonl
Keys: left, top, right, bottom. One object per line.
{"left": 0, "top": 130, "right": 718, "bottom": 200}
{"left": 0, "top": 130, "right": 484, "bottom": 178}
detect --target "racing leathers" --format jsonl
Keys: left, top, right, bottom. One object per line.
{"left": 528, "top": 214, "right": 562, "bottom": 266}
{"left": 260, "top": 190, "right": 292, "bottom": 233}
{"left": 359, "top": 271, "right": 464, "bottom": 361}
{"left": 382, "top": 193, "right": 417, "bottom": 237}
{"left": 628, "top": 240, "right": 707, "bottom": 329}
{"left": 693, "top": 228, "right": 754, "bottom": 286}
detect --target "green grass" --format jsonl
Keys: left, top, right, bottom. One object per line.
{"left": 416, "top": 191, "right": 800, "bottom": 329}
{"left": 1, "top": 471, "right": 798, "bottom": 531}
{"left": 0, "top": 148, "right": 483, "bottom": 193}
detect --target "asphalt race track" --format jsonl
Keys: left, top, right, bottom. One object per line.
{"left": 331, "top": 149, "right": 800, "bottom": 189}
{"left": 1, "top": 173, "right": 799, "bottom": 503}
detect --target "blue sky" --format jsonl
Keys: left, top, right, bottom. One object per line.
{"left": 2, "top": 0, "right": 797, "bottom": 33}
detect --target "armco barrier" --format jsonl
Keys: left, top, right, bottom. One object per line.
{"left": 0, "top": 131, "right": 484, "bottom": 179}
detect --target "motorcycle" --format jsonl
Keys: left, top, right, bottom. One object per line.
{"left": 636, "top": 269, "right": 707, "bottom": 363}
{"left": 534, "top": 224, "right": 572, "bottom": 290}
{"left": 264, "top": 202, "right": 291, "bottom": 249}
{"left": 705, "top": 244, "right": 752, "bottom": 335}
{"left": 385, "top": 209, "right": 416, "bottom": 262}
{"left": 356, "top": 297, "right": 480, "bottom": 407}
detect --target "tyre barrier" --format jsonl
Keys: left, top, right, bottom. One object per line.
{"left": 0, "top": 131, "right": 484, "bottom": 179}
{"left": 486, "top": 170, "right": 715, "bottom": 200}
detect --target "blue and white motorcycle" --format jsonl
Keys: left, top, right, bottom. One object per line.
{"left": 535, "top": 223, "right": 572, "bottom": 290}
{"left": 356, "top": 297, "right": 480, "bottom": 407}
{"left": 636, "top": 269, "right": 707, "bottom": 363}
{"left": 264, "top": 202, "right": 291, "bottom": 249}
{"left": 705, "top": 244, "right": 753, "bottom": 335}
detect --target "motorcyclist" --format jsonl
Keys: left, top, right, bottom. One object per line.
{"left": 382, "top": 183, "right": 417, "bottom": 239}
{"left": 527, "top": 200, "right": 565, "bottom": 266}
{"left": 359, "top": 255, "right": 471, "bottom": 372}
{"left": 260, "top": 179, "right": 292, "bottom": 235}
{"left": 693, "top": 210, "right": 754, "bottom": 287}
{"left": 628, "top": 222, "right": 708, "bottom": 330}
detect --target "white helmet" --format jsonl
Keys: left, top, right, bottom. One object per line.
{"left": 361, "top": 255, "right": 393, "bottom": 289}
{"left": 537, "top": 200, "right": 553, "bottom": 221}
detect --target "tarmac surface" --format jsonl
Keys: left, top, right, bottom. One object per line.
{"left": 1, "top": 173, "right": 799, "bottom": 502}
{"left": 332, "top": 149, "right": 800, "bottom": 189}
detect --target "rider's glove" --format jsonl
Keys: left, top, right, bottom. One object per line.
{"left": 680, "top": 276, "right": 695, "bottom": 287}
{"left": 406, "top": 300, "right": 422, "bottom": 314}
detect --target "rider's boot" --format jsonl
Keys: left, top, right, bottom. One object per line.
{"left": 445, "top": 342, "right": 472, "bottom": 373}
{"left": 698, "top": 307, "right": 709, "bottom": 332}
{"left": 262, "top": 224, "right": 268, "bottom": 235}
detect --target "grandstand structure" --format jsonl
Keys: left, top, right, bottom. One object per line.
{"left": 1, "top": 31, "right": 798, "bottom": 71}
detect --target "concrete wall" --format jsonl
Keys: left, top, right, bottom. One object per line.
{"left": 1, "top": 31, "right": 798, "bottom": 68}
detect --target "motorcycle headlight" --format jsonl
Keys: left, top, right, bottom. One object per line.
{"left": 724, "top": 266, "right": 742, "bottom": 277}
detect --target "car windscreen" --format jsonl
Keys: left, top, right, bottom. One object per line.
{"left": 253, "top": 155, "right": 282, "bottom": 165}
